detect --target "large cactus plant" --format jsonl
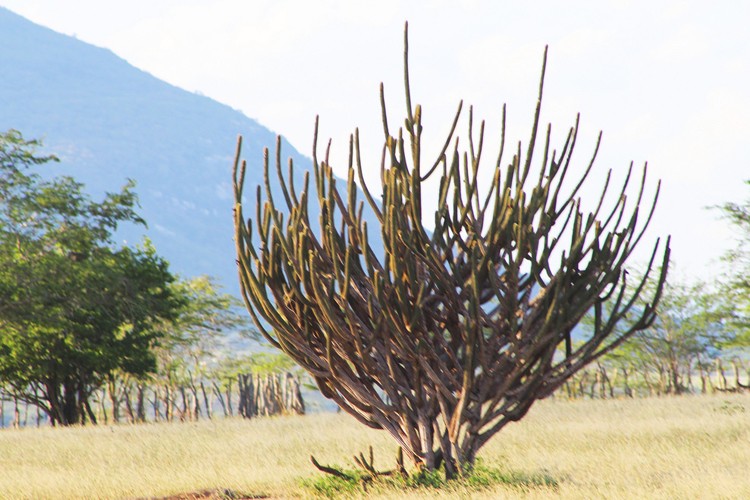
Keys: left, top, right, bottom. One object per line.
{"left": 232, "top": 24, "right": 669, "bottom": 477}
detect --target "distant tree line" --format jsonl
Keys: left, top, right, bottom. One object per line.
{"left": 561, "top": 190, "right": 750, "bottom": 399}
{"left": 0, "top": 129, "right": 304, "bottom": 427}
{"left": 0, "top": 364, "right": 305, "bottom": 428}
{"left": 3, "top": 117, "right": 749, "bottom": 432}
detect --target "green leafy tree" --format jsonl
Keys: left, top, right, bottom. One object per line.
{"left": 594, "top": 277, "right": 731, "bottom": 395}
{"left": 0, "top": 130, "right": 182, "bottom": 425}
{"left": 102, "top": 275, "right": 256, "bottom": 423}
{"left": 154, "top": 275, "right": 254, "bottom": 381}
{"left": 233, "top": 26, "right": 669, "bottom": 477}
{"left": 717, "top": 182, "right": 750, "bottom": 347}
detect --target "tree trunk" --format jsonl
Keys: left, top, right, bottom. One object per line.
{"left": 163, "top": 384, "right": 171, "bottom": 421}
{"left": 589, "top": 371, "right": 598, "bottom": 399}
{"left": 136, "top": 383, "right": 146, "bottom": 423}
{"left": 608, "top": 366, "right": 618, "bottom": 398}
{"left": 41, "top": 380, "right": 86, "bottom": 426}
{"left": 212, "top": 381, "right": 228, "bottom": 417}
{"left": 123, "top": 385, "right": 135, "bottom": 424}
{"left": 226, "top": 378, "right": 234, "bottom": 417}
{"left": 36, "top": 400, "right": 43, "bottom": 427}
{"left": 578, "top": 371, "right": 589, "bottom": 398}
{"left": 178, "top": 386, "right": 189, "bottom": 421}
{"left": 686, "top": 359, "right": 695, "bottom": 394}
{"left": 108, "top": 379, "right": 121, "bottom": 423}
{"left": 200, "top": 381, "right": 212, "bottom": 419}
{"left": 622, "top": 367, "right": 633, "bottom": 397}
{"left": 642, "top": 370, "right": 655, "bottom": 396}
{"left": 13, "top": 395, "right": 20, "bottom": 428}
{"left": 716, "top": 359, "right": 728, "bottom": 391}
{"left": 84, "top": 399, "right": 97, "bottom": 425}
{"left": 151, "top": 387, "right": 163, "bottom": 422}
{"left": 98, "top": 387, "right": 109, "bottom": 424}
{"left": 697, "top": 355, "right": 708, "bottom": 394}
{"left": 731, "top": 359, "right": 743, "bottom": 391}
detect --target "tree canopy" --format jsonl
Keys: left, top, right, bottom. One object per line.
{"left": 153, "top": 275, "right": 254, "bottom": 382}
{"left": 716, "top": 183, "right": 750, "bottom": 347}
{"left": 0, "top": 129, "right": 183, "bottom": 425}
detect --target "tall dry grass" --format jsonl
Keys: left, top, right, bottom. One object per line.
{"left": 0, "top": 394, "right": 748, "bottom": 499}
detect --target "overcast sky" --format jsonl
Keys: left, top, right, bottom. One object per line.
{"left": 4, "top": 1, "right": 749, "bottom": 282}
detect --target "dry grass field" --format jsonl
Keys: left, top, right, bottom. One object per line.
{"left": 0, "top": 394, "right": 749, "bottom": 499}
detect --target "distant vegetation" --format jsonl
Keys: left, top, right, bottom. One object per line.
{"left": 569, "top": 271, "right": 750, "bottom": 398}
{"left": 2, "top": 125, "right": 747, "bottom": 434}
{"left": 0, "top": 129, "right": 302, "bottom": 427}
{"left": 565, "top": 179, "right": 750, "bottom": 399}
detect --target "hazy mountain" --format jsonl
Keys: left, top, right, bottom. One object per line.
{"left": 0, "top": 6, "right": 343, "bottom": 295}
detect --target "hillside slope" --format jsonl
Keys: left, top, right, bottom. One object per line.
{"left": 0, "top": 6, "right": 326, "bottom": 294}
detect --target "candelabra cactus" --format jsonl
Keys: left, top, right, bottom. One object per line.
{"left": 232, "top": 23, "right": 669, "bottom": 478}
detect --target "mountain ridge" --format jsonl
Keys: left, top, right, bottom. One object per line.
{"left": 0, "top": 6, "right": 324, "bottom": 295}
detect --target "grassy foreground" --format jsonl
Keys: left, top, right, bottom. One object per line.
{"left": 1, "top": 394, "right": 749, "bottom": 499}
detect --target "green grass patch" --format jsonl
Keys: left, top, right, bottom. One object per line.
{"left": 301, "top": 459, "right": 559, "bottom": 498}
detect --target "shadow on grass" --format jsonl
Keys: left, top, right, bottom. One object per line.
{"left": 301, "top": 460, "right": 559, "bottom": 498}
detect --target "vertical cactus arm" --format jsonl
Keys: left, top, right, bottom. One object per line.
{"left": 558, "top": 131, "right": 602, "bottom": 222}
{"left": 410, "top": 103, "right": 422, "bottom": 176}
{"left": 402, "top": 22, "right": 415, "bottom": 131}
{"left": 522, "top": 46, "right": 548, "bottom": 181}
{"left": 287, "top": 157, "right": 299, "bottom": 206}
{"left": 534, "top": 123, "right": 552, "bottom": 189}
{"left": 231, "top": 135, "right": 247, "bottom": 202}
{"left": 311, "top": 116, "right": 322, "bottom": 199}
{"left": 625, "top": 176, "right": 663, "bottom": 258}
{"left": 353, "top": 128, "right": 383, "bottom": 223}
{"left": 273, "top": 135, "right": 294, "bottom": 212}
{"left": 422, "top": 99, "right": 463, "bottom": 182}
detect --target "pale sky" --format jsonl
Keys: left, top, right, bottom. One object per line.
{"left": 4, "top": 0, "right": 750, "bottom": 282}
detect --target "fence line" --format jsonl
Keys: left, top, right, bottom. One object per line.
{"left": 0, "top": 371, "right": 305, "bottom": 428}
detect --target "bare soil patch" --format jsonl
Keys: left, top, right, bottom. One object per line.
{"left": 143, "top": 489, "right": 269, "bottom": 500}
